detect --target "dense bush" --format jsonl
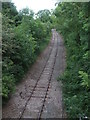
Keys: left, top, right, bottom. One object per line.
{"left": 2, "top": 2, "right": 52, "bottom": 103}
{"left": 54, "top": 2, "right": 90, "bottom": 118}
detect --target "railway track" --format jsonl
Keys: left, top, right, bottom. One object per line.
{"left": 3, "top": 29, "right": 66, "bottom": 119}
{"left": 38, "top": 32, "right": 59, "bottom": 119}
{"left": 18, "top": 29, "right": 59, "bottom": 119}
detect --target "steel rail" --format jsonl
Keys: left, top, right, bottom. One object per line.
{"left": 19, "top": 31, "right": 56, "bottom": 119}
{"left": 38, "top": 32, "right": 59, "bottom": 119}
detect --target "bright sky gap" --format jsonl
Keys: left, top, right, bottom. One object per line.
{"left": 11, "top": 0, "right": 57, "bottom": 13}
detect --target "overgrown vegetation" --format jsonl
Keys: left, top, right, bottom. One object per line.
{"left": 2, "top": 1, "right": 90, "bottom": 118}
{"left": 2, "top": 2, "right": 52, "bottom": 103}
{"left": 54, "top": 2, "right": 90, "bottom": 118}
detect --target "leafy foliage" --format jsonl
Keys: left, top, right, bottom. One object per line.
{"left": 2, "top": 2, "right": 52, "bottom": 103}
{"left": 55, "top": 2, "right": 90, "bottom": 118}
{"left": 36, "top": 9, "right": 51, "bottom": 23}
{"left": 79, "top": 71, "right": 90, "bottom": 89}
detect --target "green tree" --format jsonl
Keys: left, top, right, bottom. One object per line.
{"left": 54, "top": 2, "right": 90, "bottom": 118}
{"left": 2, "top": 2, "right": 51, "bottom": 104}
{"left": 36, "top": 9, "right": 51, "bottom": 23}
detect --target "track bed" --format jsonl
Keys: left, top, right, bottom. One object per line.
{"left": 2, "top": 29, "right": 66, "bottom": 119}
